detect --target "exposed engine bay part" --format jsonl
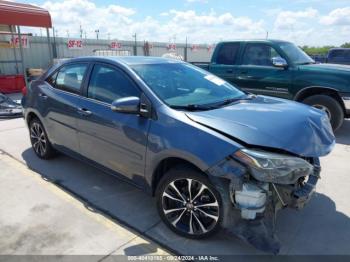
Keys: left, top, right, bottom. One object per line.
{"left": 207, "top": 156, "right": 320, "bottom": 254}
{"left": 0, "top": 93, "right": 23, "bottom": 118}
{"left": 234, "top": 182, "right": 269, "bottom": 220}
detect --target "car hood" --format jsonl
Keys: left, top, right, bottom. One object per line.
{"left": 186, "top": 96, "right": 335, "bottom": 157}
{"left": 300, "top": 63, "right": 350, "bottom": 73}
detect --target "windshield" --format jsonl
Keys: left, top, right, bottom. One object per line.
{"left": 131, "top": 63, "right": 245, "bottom": 108}
{"left": 278, "top": 42, "right": 314, "bottom": 65}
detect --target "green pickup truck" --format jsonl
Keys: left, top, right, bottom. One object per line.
{"left": 194, "top": 40, "right": 350, "bottom": 130}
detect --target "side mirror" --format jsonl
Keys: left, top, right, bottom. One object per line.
{"left": 272, "top": 57, "right": 288, "bottom": 68}
{"left": 111, "top": 96, "right": 140, "bottom": 114}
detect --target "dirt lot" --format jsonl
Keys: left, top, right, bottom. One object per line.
{"left": 0, "top": 117, "right": 349, "bottom": 256}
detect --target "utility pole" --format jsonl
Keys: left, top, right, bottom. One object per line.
{"left": 52, "top": 27, "right": 58, "bottom": 58}
{"left": 79, "top": 24, "right": 83, "bottom": 38}
{"left": 95, "top": 29, "right": 100, "bottom": 40}
{"left": 184, "top": 36, "right": 188, "bottom": 62}
{"left": 132, "top": 33, "right": 137, "bottom": 56}
{"left": 66, "top": 30, "right": 69, "bottom": 38}
{"left": 266, "top": 31, "right": 269, "bottom": 39}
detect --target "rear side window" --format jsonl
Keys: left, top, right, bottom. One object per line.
{"left": 47, "top": 64, "right": 88, "bottom": 94}
{"left": 242, "top": 43, "right": 282, "bottom": 66}
{"left": 216, "top": 43, "right": 240, "bottom": 65}
{"left": 329, "top": 50, "right": 350, "bottom": 59}
{"left": 87, "top": 64, "right": 140, "bottom": 104}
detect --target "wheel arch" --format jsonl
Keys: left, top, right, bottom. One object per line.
{"left": 294, "top": 86, "right": 346, "bottom": 114}
{"left": 26, "top": 110, "right": 41, "bottom": 126}
{"left": 151, "top": 156, "right": 207, "bottom": 196}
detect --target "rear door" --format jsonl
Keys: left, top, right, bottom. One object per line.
{"left": 234, "top": 43, "right": 293, "bottom": 99}
{"left": 41, "top": 63, "right": 89, "bottom": 153}
{"left": 77, "top": 63, "right": 151, "bottom": 182}
{"left": 209, "top": 42, "right": 241, "bottom": 85}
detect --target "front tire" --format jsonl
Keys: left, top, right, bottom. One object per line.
{"left": 29, "top": 118, "right": 56, "bottom": 159}
{"left": 303, "top": 94, "right": 344, "bottom": 131}
{"left": 156, "top": 166, "right": 223, "bottom": 239}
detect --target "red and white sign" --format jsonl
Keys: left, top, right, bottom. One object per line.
{"left": 191, "top": 44, "right": 199, "bottom": 52}
{"left": 110, "top": 41, "right": 122, "bottom": 49}
{"left": 67, "top": 39, "right": 83, "bottom": 49}
{"left": 207, "top": 44, "right": 215, "bottom": 52}
{"left": 9, "top": 36, "right": 29, "bottom": 48}
{"left": 167, "top": 43, "right": 176, "bottom": 51}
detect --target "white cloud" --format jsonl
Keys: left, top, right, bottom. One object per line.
{"left": 32, "top": 0, "right": 266, "bottom": 43}
{"left": 25, "top": 1, "right": 350, "bottom": 46}
{"left": 274, "top": 8, "right": 318, "bottom": 30}
{"left": 319, "top": 7, "right": 350, "bottom": 26}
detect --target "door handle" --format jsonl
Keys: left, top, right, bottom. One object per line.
{"left": 77, "top": 108, "right": 92, "bottom": 117}
{"left": 38, "top": 93, "right": 48, "bottom": 99}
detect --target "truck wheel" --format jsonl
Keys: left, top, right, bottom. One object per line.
{"left": 303, "top": 94, "right": 344, "bottom": 131}
{"left": 156, "top": 166, "right": 223, "bottom": 239}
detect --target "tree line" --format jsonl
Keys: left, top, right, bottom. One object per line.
{"left": 301, "top": 43, "right": 350, "bottom": 55}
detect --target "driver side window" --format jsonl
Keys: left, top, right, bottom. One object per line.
{"left": 87, "top": 64, "right": 140, "bottom": 104}
{"left": 242, "top": 44, "right": 282, "bottom": 66}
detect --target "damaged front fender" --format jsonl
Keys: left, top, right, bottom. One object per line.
{"left": 207, "top": 156, "right": 320, "bottom": 254}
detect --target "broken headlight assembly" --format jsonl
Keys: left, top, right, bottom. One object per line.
{"left": 234, "top": 149, "right": 313, "bottom": 185}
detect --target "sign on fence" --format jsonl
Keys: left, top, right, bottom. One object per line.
{"left": 67, "top": 39, "right": 83, "bottom": 49}
{"left": 8, "top": 36, "right": 29, "bottom": 48}
{"left": 110, "top": 41, "right": 122, "bottom": 49}
{"left": 167, "top": 43, "right": 176, "bottom": 51}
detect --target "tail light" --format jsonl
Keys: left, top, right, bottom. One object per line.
{"left": 22, "top": 86, "right": 27, "bottom": 96}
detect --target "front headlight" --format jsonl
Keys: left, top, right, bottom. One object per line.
{"left": 234, "top": 149, "right": 313, "bottom": 184}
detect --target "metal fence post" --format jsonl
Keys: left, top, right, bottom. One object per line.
{"left": 16, "top": 26, "right": 28, "bottom": 88}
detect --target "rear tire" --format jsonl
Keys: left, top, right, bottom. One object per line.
{"left": 29, "top": 118, "right": 56, "bottom": 159}
{"left": 156, "top": 165, "right": 223, "bottom": 239}
{"left": 303, "top": 94, "right": 344, "bottom": 131}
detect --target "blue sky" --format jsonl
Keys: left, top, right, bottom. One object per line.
{"left": 23, "top": 0, "right": 350, "bottom": 46}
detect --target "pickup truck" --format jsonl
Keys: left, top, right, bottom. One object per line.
{"left": 194, "top": 40, "right": 350, "bottom": 131}
{"left": 327, "top": 48, "right": 350, "bottom": 65}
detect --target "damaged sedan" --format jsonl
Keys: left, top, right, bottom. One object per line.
{"left": 22, "top": 57, "right": 335, "bottom": 253}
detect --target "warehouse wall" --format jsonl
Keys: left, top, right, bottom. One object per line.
{"left": 0, "top": 36, "right": 213, "bottom": 75}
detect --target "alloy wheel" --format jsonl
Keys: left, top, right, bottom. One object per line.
{"left": 30, "top": 122, "right": 47, "bottom": 157}
{"left": 161, "top": 178, "right": 220, "bottom": 236}
{"left": 313, "top": 104, "right": 332, "bottom": 120}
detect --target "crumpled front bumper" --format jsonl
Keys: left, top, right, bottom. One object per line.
{"left": 207, "top": 156, "right": 321, "bottom": 254}
{"left": 273, "top": 158, "right": 321, "bottom": 210}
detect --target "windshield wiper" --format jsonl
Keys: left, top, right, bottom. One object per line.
{"left": 297, "top": 61, "right": 315, "bottom": 65}
{"left": 212, "top": 95, "right": 254, "bottom": 108}
{"left": 170, "top": 95, "right": 254, "bottom": 111}
{"left": 170, "top": 104, "right": 217, "bottom": 111}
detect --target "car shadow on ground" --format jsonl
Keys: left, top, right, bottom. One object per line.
{"left": 335, "top": 119, "right": 350, "bottom": 145}
{"left": 20, "top": 148, "right": 350, "bottom": 255}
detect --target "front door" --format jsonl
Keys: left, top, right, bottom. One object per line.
{"left": 77, "top": 63, "right": 150, "bottom": 183}
{"left": 233, "top": 43, "right": 293, "bottom": 99}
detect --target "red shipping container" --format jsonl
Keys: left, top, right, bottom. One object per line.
{"left": 0, "top": 75, "right": 26, "bottom": 94}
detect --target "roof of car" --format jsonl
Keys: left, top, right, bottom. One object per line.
{"left": 218, "top": 39, "right": 292, "bottom": 44}
{"left": 60, "top": 56, "right": 183, "bottom": 66}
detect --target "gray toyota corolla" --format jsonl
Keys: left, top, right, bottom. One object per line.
{"left": 22, "top": 56, "right": 335, "bottom": 253}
